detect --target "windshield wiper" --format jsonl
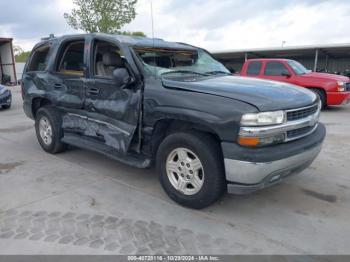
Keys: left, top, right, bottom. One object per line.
{"left": 161, "top": 70, "right": 209, "bottom": 76}
{"left": 204, "top": 71, "right": 231, "bottom": 75}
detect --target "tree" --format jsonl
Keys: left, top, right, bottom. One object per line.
{"left": 120, "top": 31, "right": 146, "bottom": 37}
{"left": 64, "top": 0, "right": 141, "bottom": 34}
{"left": 15, "top": 51, "right": 31, "bottom": 63}
{"left": 13, "top": 45, "right": 24, "bottom": 56}
{"left": 13, "top": 45, "right": 30, "bottom": 62}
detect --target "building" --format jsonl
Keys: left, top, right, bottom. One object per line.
{"left": 0, "top": 37, "right": 17, "bottom": 85}
{"left": 212, "top": 43, "right": 350, "bottom": 76}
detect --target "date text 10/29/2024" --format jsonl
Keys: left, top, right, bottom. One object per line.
{"left": 128, "top": 256, "right": 220, "bottom": 261}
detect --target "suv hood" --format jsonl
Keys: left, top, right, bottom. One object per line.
{"left": 301, "top": 72, "right": 349, "bottom": 82}
{"left": 162, "top": 76, "right": 316, "bottom": 111}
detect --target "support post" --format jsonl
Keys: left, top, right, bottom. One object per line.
{"left": 244, "top": 52, "right": 248, "bottom": 62}
{"left": 10, "top": 40, "right": 17, "bottom": 84}
{"left": 313, "top": 49, "right": 319, "bottom": 72}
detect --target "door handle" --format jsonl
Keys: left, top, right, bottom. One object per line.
{"left": 53, "top": 83, "right": 64, "bottom": 89}
{"left": 87, "top": 88, "right": 100, "bottom": 95}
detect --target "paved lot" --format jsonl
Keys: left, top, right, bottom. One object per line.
{"left": 0, "top": 86, "right": 349, "bottom": 255}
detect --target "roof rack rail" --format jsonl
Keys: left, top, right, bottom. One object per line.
{"left": 41, "top": 34, "right": 56, "bottom": 41}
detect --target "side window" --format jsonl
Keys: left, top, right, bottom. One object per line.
{"left": 93, "top": 40, "right": 124, "bottom": 78}
{"left": 56, "top": 41, "right": 85, "bottom": 76}
{"left": 265, "top": 61, "right": 288, "bottom": 76}
{"left": 27, "top": 45, "right": 51, "bottom": 72}
{"left": 247, "top": 61, "right": 262, "bottom": 75}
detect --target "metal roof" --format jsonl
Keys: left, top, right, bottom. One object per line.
{"left": 212, "top": 42, "right": 350, "bottom": 54}
{"left": 0, "top": 38, "right": 13, "bottom": 45}
{"left": 212, "top": 43, "right": 350, "bottom": 60}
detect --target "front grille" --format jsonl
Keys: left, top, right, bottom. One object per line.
{"left": 287, "top": 125, "right": 315, "bottom": 139}
{"left": 346, "top": 82, "right": 350, "bottom": 91}
{"left": 286, "top": 104, "right": 318, "bottom": 121}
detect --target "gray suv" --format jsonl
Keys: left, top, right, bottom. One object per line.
{"left": 21, "top": 34, "right": 325, "bottom": 208}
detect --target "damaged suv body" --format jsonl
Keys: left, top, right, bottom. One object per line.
{"left": 22, "top": 34, "right": 326, "bottom": 208}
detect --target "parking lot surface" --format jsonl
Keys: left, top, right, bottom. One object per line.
{"left": 0, "top": 86, "right": 349, "bottom": 254}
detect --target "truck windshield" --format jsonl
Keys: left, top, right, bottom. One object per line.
{"left": 287, "top": 60, "right": 310, "bottom": 75}
{"left": 134, "top": 48, "right": 230, "bottom": 77}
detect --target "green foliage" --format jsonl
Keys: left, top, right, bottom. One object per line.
{"left": 64, "top": 0, "right": 139, "bottom": 34}
{"left": 13, "top": 45, "right": 24, "bottom": 56}
{"left": 119, "top": 31, "right": 146, "bottom": 37}
{"left": 15, "top": 51, "right": 31, "bottom": 63}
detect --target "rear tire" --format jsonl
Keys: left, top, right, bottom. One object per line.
{"left": 156, "top": 131, "right": 226, "bottom": 209}
{"left": 2, "top": 103, "right": 11, "bottom": 109}
{"left": 35, "top": 106, "right": 67, "bottom": 154}
{"left": 312, "top": 89, "right": 326, "bottom": 109}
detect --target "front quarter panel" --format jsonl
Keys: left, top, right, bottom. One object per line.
{"left": 143, "top": 77, "right": 257, "bottom": 142}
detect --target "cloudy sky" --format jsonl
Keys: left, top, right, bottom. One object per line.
{"left": 1, "top": 0, "right": 350, "bottom": 51}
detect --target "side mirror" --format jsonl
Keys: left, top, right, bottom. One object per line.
{"left": 281, "top": 71, "right": 291, "bottom": 78}
{"left": 113, "top": 68, "right": 130, "bottom": 88}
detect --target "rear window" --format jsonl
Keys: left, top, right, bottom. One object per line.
{"left": 265, "top": 61, "right": 288, "bottom": 76}
{"left": 247, "top": 61, "right": 262, "bottom": 75}
{"left": 27, "top": 44, "right": 51, "bottom": 72}
{"left": 56, "top": 41, "right": 85, "bottom": 76}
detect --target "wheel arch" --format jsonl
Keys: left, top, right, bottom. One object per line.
{"left": 308, "top": 87, "right": 327, "bottom": 105}
{"left": 32, "top": 97, "right": 53, "bottom": 117}
{"left": 148, "top": 118, "right": 222, "bottom": 159}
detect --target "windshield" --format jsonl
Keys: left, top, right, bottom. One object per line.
{"left": 287, "top": 60, "right": 310, "bottom": 75}
{"left": 134, "top": 47, "right": 230, "bottom": 77}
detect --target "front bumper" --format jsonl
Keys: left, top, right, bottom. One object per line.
{"left": 327, "top": 91, "right": 350, "bottom": 105}
{"left": 222, "top": 123, "right": 326, "bottom": 194}
{"left": 0, "top": 91, "right": 11, "bottom": 106}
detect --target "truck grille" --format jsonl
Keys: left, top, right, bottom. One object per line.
{"left": 286, "top": 104, "right": 319, "bottom": 121}
{"left": 287, "top": 125, "right": 315, "bottom": 139}
{"left": 346, "top": 82, "right": 350, "bottom": 91}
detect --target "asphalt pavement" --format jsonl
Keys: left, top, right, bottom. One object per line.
{"left": 0, "top": 86, "right": 349, "bottom": 255}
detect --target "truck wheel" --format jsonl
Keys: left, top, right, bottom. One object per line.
{"left": 312, "top": 89, "right": 326, "bottom": 109}
{"left": 156, "top": 131, "right": 226, "bottom": 209}
{"left": 2, "top": 104, "right": 11, "bottom": 109}
{"left": 35, "top": 106, "right": 67, "bottom": 154}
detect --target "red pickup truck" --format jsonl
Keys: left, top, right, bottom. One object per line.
{"left": 240, "top": 58, "right": 350, "bottom": 108}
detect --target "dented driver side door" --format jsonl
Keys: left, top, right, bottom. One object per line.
{"left": 71, "top": 37, "right": 141, "bottom": 154}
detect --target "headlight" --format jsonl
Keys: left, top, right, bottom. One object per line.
{"left": 239, "top": 110, "right": 285, "bottom": 147}
{"left": 337, "top": 81, "right": 346, "bottom": 92}
{"left": 240, "top": 111, "right": 285, "bottom": 126}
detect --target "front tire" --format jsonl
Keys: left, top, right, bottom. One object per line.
{"left": 35, "top": 106, "right": 67, "bottom": 154}
{"left": 156, "top": 131, "right": 226, "bottom": 209}
{"left": 312, "top": 89, "right": 326, "bottom": 109}
{"left": 2, "top": 103, "right": 11, "bottom": 109}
